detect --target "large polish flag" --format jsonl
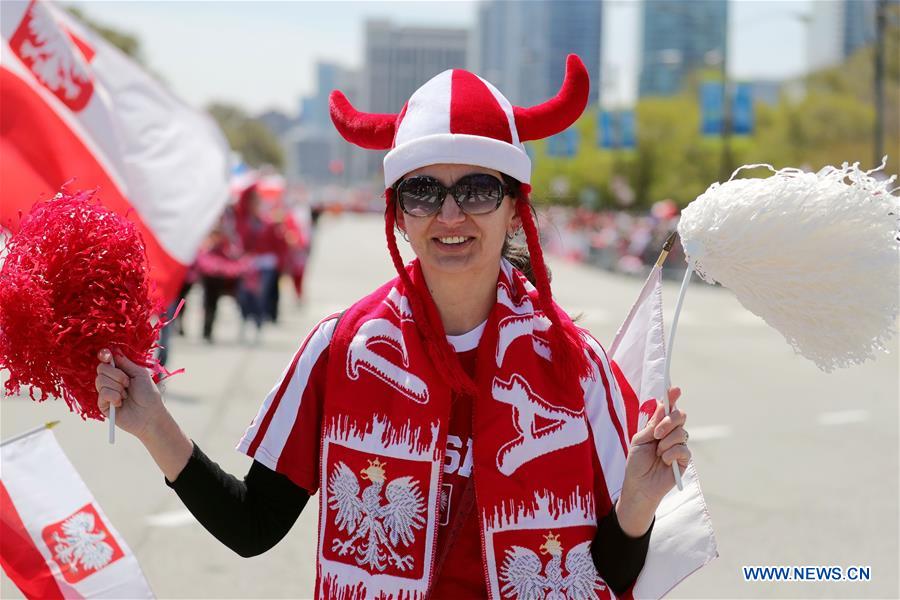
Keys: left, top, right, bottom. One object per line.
{"left": 609, "top": 266, "right": 719, "bottom": 599}
{"left": 1, "top": 428, "right": 154, "bottom": 599}
{"left": 1, "top": 0, "right": 230, "bottom": 302}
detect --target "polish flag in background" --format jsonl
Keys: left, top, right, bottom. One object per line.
{"left": 1, "top": 428, "right": 154, "bottom": 599}
{"left": 1, "top": 0, "right": 230, "bottom": 302}
{"left": 609, "top": 265, "right": 719, "bottom": 598}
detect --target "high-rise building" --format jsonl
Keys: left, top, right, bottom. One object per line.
{"left": 360, "top": 20, "right": 469, "bottom": 178}
{"left": 638, "top": 0, "right": 728, "bottom": 97}
{"left": 843, "top": 0, "right": 878, "bottom": 58}
{"left": 806, "top": 0, "right": 897, "bottom": 72}
{"left": 546, "top": 1, "right": 602, "bottom": 106}
{"left": 473, "top": 1, "right": 601, "bottom": 107}
{"left": 806, "top": 0, "right": 850, "bottom": 72}
{"left": 363, "top": 19, "right": 469, "bottom": 113}
{"left": 285, "top": 61, "right": 362, "bottom": 184}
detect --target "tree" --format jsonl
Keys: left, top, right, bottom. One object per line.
{"left": 206, "top": 103, "right": 284, "bottom": 170}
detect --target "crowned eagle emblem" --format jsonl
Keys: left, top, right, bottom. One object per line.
{"left": 499, "top": 531, "right": 605, "bottom": 600}
{"left": 327, "top": 458, "right": 427, "bottom": 572}
{"left": 50, "top": 511, "right": 114, "bottom": 573}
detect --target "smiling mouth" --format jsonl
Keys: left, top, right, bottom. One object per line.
{"left": 433, "top": 235, "right": 474, "bottom": 249}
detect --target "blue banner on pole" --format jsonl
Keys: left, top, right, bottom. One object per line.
{"left": 547, "top": 127, "right": 579, "bottom": 157}
{"left": 732, "top": 83, "right": 754, "bottom": 135}
{"left": 620, "top": 110, "right": 635, "bottom": 149}
{"left": 700, "top": 81, "right": 724, "bottom": 136}
{"left": 598, "top": 111, "right": 636, "bottom": 149}
{"left": 599, "top": 111, "right": 614, "bottom": 149}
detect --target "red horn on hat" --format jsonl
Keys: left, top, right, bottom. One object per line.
{"left": 329, "top": 90, "right": 397, "bottom": 150}
{"left": 513, "top": 54, "right": 589, "bottom": 142}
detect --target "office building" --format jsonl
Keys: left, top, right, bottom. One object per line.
{"left": 638, "top": 0, "right": 728, "bottom": 97}
{"left": 360, "top": 19, "right": 469, "bottom": 178}
{"left": 806, "top": 0, "right": 897, "bottom": 72}
{"left": 285, "top": 61, "right": 362, "bottom": 184}
{"left": 363, "top": 19, "right": 469, "bottom": 113}
{"left": 473, "top": 1, "right": 602, "bottom": 107}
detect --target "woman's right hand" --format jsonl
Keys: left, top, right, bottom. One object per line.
{"left": 95, "top": 349, "right": 166, "bottom": 442}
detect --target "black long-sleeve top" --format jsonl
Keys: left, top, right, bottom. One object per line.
{"left": 166, "top": 443, "right": 653, "bottom": 597}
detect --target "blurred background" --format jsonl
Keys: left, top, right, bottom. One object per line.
{"left": 2, "top": 1, "right": 898, "bottom": 598}
{"left": 61, "top": 0, "right": 900, "bottom": 279}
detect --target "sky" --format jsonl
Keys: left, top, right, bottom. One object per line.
{"left": 69, "top": 0, "right": 813, "bottom": 115}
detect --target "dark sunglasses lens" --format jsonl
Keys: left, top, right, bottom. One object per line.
{"left": 455, "top": 174, "right": 503, "bottom": 214}
{"left": 399, "top": 178, "right": 444, "bottom": 216}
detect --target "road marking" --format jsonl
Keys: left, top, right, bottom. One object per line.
{"left": 817, "top": 409, "right": 869, "bottom": 426}
{"left": 146, "top": 509, "right": 195, "bottom": 528}
{"left": 687, "top": 425, "right": 733, "bottom": 441}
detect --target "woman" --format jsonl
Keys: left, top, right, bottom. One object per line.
{"left": 95, "top": 55, "right": 690, "bottom": 599}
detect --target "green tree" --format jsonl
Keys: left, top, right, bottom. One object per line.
{"left": 207, "top": 103, "right": 284, "bottom": 170}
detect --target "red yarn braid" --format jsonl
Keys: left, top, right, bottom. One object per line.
{"left": 384, "top": 189, "right": 479, "bottom": 399}
{"left": 515, "top": 187, "right": 591, "bottom": 384}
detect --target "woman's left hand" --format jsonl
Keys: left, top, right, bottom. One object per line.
{"left": 616, "top": 387, "right": 690, "bottom": 537}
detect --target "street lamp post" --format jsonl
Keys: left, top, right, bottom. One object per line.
{"left": 719, "top": 31, "right": 733, "bottom": 183}
{"left": 873, "top": 0, "right": 887, "bottom": 166}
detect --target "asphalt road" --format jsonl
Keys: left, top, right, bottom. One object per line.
{"left": 3, "top": 213, "right": 898, "bottom": 599}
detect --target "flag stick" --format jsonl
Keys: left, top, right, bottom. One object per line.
{"left": 109, "top": 356, "right": 117, "bottom": 444}
{"left": 664, "top": 250, "right": 693, "bottom": 492}
{"left": 652, "top": 231, "right": 687, "bottom": 491}
{"left": 1, "top": 421, "right": 60, "bottom": 447}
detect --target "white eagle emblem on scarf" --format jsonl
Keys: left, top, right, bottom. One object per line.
{"left": 499, "top": 532, "right": 605, "bottom": 600}
{"left": 328, "top": 458, "right": 427, "bottom": 572}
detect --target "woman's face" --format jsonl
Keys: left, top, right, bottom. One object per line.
{"left": 396, "top": 163, "right": 520, "bottom": 279}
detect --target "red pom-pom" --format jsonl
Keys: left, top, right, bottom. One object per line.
{"left": 0, "top": 188, "right": 164, "bottom": 420}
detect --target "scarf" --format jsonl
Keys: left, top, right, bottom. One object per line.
{"left": 315, "top": 259, "right": 617, "bottom": 600}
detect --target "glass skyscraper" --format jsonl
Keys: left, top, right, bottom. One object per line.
{"left": 474, "top": 0, "right": 601, "bottom": 107}
{"left": 638, "top": 0, "right": 729, "bottom": 97}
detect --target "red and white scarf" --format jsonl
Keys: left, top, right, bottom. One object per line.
{"left": 315, "top": 259, "right": 625, "bottom": 600}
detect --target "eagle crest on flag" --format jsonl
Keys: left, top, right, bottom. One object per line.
{"left": 50, "top": 510, "right": 114, "bottom": 573}
{"left": 327, "top": 458, "right": 427, "bottom": 572}
{"left": 11, "top": 1, "right": 94, "bottom": 109}
{"left": 499, "top": 531, "right": 604, "bottom": 600}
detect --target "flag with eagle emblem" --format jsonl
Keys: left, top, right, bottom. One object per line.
{"left": 609, "top": 264, "right": 719, "bottom": 598}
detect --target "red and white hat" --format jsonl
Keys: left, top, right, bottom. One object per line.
{"left": 330, "top": 54, "right": 589, "bottom": 188}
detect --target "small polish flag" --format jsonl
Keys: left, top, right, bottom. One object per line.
{"left": 610, "top": 264, "right": 719, "bottom": 598}
{"left": 1, "top": 426, "right": 154, "bottom": 598}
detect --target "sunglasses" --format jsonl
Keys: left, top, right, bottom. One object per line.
{"left": 394, "top": 173, "right": 511, "bottom": 217}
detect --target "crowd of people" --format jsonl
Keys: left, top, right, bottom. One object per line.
{"left": 158, "top": 183, "right": 313, "bottom": 365}
{"left": 543, "top": 199, "right": 688, "bottom": 279}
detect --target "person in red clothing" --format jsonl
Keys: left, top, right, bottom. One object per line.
{"left": 95, "top": 55, "right": 691, "bottom": 599}
{"left": 195, "top": 210, "right": 249, "bottom": 342}
{"left": 234, "top": 184, "right": 288, "bottom": 337}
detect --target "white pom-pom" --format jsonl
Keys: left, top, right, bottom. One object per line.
{"left": 678, "top": 158, "right": 900, "bottom": 372}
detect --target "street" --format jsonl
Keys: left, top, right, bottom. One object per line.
{"left": 3, "top": 213, "right": 898, "bottom": 599}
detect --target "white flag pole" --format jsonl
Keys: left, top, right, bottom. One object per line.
{"left": 663, "top": 235, "right": 692, "bottom": 491}
{"left": 108, "top": 356, "right": 117, "bottom": 444}
{"left": 1, "top": 421, "right": 60, "bottom": 447}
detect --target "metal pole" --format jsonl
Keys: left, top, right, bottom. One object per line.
{"left": 0, "top": 421, "right": 60, "bottom": 447}
{"left": 874, "top": 0, "right": 886, "bottom": 167}
{"left": 719, "top": 5, "right": 733, "bottom": 183}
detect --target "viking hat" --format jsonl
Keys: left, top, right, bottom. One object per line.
{"left": 331, "top": 54, "right": 589, "bottom": 188}
{"left": 329, "top": 54, "right": 592, "bottom": 396}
